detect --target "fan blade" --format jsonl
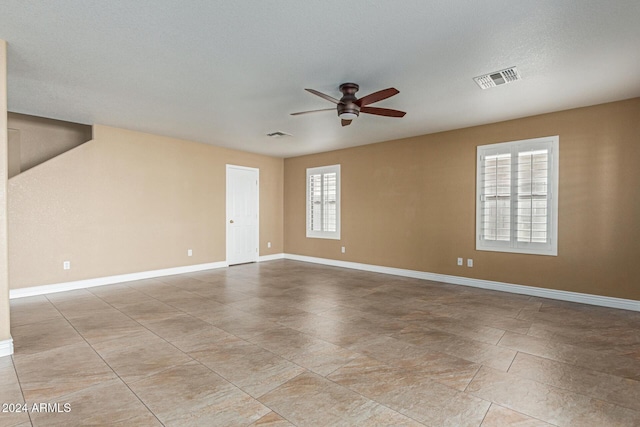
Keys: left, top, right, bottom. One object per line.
{"left": 291, "top": 108, "right": 335, "bottom": 116}
{"left": 341, "top": 119, "right": 352, "bottom": 127}
{"left": 305, "top": 88, "right": 340, "bottom": 104}
{"left": 356, "top": 88, "right": 399, "bottom": 107}
{"left": 360, "top": 106, "right": 406, "bottom": 118}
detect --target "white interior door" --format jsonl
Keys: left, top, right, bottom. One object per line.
{"left": 226, "top": 165, "right": 259, "bottom": 265}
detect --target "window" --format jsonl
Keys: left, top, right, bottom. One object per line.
{"left": 476, "top": 136, "right": 558, "bottom": 256}
{"left": 306, "top": 164, "right": 340, "bottom": 239}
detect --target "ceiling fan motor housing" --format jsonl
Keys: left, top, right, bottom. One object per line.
{"left": 338, "top": 83, "right": 360, "bottom": 117}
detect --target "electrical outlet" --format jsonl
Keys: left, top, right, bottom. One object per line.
{"left": 467, "top": 259, "right": 473, "bottom": 267}
{"left": 457, "top": 257, "right": 463, "bottom": 266}
{"left": 63, "top": 261, "right": 71, "bottom": 270}
{"left": 267, "top": 242, "right": 271, "bottom": 248}
{"left": 341, "top": 246, "right": 346, "bottom": 253}
{"left": 187, "top": 249, "right": 193, "bottom": 257}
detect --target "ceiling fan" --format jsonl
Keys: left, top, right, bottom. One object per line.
{"left": 291, "top": 83, "right": 406, "bottom": 126}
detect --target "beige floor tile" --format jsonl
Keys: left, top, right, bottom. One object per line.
{"left": 287, "top": 343, "right": 359, "bottom": 377}
{"left": 498, "top": 331, "right": 640, "bottom": 379}
{"left": 277, "top": 311, "right": 379, "bottom": 349}
{"left": 393, "top": 325, "right": 517, "bottom": 371}
{"left": 88, "top": 284, "right": 154, "bottom": 307}
{"left": 66, "top": 311, "right": 148, "bottom": 344}
{"left": 8, "top": 295, "right": 48, "bottom": 307}
{"left": 139, "top": 312, "right": 216, "bottom": 342}
{"left": 423, "top": 292, "right": 524, "bottom": 316}
{"left": 141, "top": 288, "right": 217, "bottom": 311}
{"left": 170, "top": 279, "right": 227, "bottom": 295}
{"left": 129, "top": 361, "right": 270, "bottom": 426}
{"left": 115, "top": 299, "right": 182, "bottom": 322}
{"left": 0, "top": 363, "right": 24, "bottom": 402}
{"left": 247, "top": 327, "right": 359, "bottom": 376}
{"left": 328, "top": 357, "right": 489, "bottom": 426}
{"left": 526, "top": 321, "right": 640, "bottom": 355}
{"left": 190, "top": 336, "right": 305, "bottom": 398}
{"left": 189, "top": 286, "right": 254, "bottom": 304}
{"left": 91, "top": 333, "right": 192, "bottom": 383}
{"left": 0, "top": 363, "right": 31, "bottom": 427}
{"left": 29, "top": 379, "right": 161, "bottom": 426}
{"left": 169, "top": 325, "right": 237, "bottom": 353}
{"left": 529, "top": 300, "right": 640, "bottom": 328}
{"left": 158, "top": 274, "right": 209, "bottom": 289}
{"left": 250, "top": 411, "right": 295, "bottom": 426}
{"left": 343, "top": 333, "right": 422, "bottom": 361}
{"left": 623, "top": 349, "right": 640, "bottom": 362}
{"left": 205, "top": 310, "right": 282, "bottom": 339}
{"left": 132, "top": 283, "right": 189, "bottom": 298}
{"left": 13, "top": 342, "right": 117, "bottom": 402}
{"left": 329, "top": 405, "right": 426, "bottom": 427}
{"left": 187, "top": 304, "right": 246, "bottom": 323}
{"left": 341, "top": 313, "right": 410, "bottom": 336}
{"left": 407, "top": 304, "right": 533, "bottom": 334}
{"left": 0, "top": 357, "right": 13, "bottom": 370}
{"left": 330, "top": 353, "right": 479, "bottom": 392}
{"left": 320, "top": 303, "right": 402, "bottom": 323}
{"left": 46, "top": 293, "right": 114, "bottom": 318}
{"left": 227, "top": 298, "right": 308, "bottom": 322}
{"left": 8, "top": 260, "right": 640, "bottom": 425}
{"left": 184, "top": 268, "right": 229, "bottom": 280}
{"left": 43, "top": 289, "right": 97, "bottom": 303}
{"left": 260, "top": 371, "right": 428, "bottom": 426}
{"left": 266, "top": 295, "right": 339, "bottom": 315}
{"left": 508, "top": 352, "right": 640, "bottom": 412}
{"left": 11, "top": 317, "right": 84, "bottom": 356}
{"left": 467, "top": 365, "right": 640, "bottom": 426}
{"left": 404, "top": 354, "right": 480, "bottom": 391}
{"left": 481, "top": 404, "right": 554, "bottom": 426}
{"left": 0, "top": 412, "right": 31, "bottom": 427}
{"left": 10, "top": 298, "right": 62, "bottom": 327}
{"left": 401, "top": 312, "right": 507, "bottom": 345}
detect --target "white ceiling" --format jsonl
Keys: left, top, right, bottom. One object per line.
{"left": 1, "top": 1, "right": 639, "bottom": 158}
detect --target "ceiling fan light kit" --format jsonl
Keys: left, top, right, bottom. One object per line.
{"left": 292, "top": 82, "right": 406, "bottom": 126}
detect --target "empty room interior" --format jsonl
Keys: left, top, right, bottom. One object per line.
{"left": 1, "top": 1, "right": 640, "bottom": 426}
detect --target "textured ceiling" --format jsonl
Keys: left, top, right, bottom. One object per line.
{"left": 1, "top": 1, "right": 639, "bottom": 158}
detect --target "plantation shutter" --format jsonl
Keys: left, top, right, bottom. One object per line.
{"left": 309, "top": 173, "right": 322, "bottom": 232}
{"left": 477, "top": 137, "right": 558, "bottom": 256}
{"left": 322, "top": 172, "right": 337, "bottom": 232}
{"left": 306, "top": 165, "right": 340, "bottom": 239}
{"left": 516, "top": 149, "right": 549, "bottom": 244}
{"left": 479, "top": 151, "right": 511, "bottom": 243}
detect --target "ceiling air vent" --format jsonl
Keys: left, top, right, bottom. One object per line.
{"left": 266, "top": 131, "right": 292, "bottom": 138}
{"left": 474, "top": 67, "right": 521, "bottom": 89}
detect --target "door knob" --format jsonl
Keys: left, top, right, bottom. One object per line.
{"left": 229, "top": 220, "right": 234, "bottom": 223}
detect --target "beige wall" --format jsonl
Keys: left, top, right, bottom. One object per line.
{"left": 7, "top": 129, "right": 19, "bottom": 178}
{"left": 6, "top": 97, "right": 639, "bottom": 302}
{"left": 1, "top": 40, "right": 10, "bottom": 343}
{"left": 284, "top": 98, "right": 640, "bottom": 301}
{"left": 9, "top": 125, "right": 283, "bottom": 289}
{"left": 7, "top": 112, "right": 92, "bottom": 177}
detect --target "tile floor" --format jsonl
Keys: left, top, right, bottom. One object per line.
{"left": 2, "top": 260, "right": 640, "bottom": 426}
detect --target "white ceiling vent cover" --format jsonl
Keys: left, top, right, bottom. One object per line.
{"left": 474, "top": 67, "right": 521, "bottom": 89}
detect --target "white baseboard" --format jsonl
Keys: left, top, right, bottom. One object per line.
{"left": 9, "top": 253, "right": 639, "bottom": 312}
{"left": 258, "top": 253, "right": 285, "bottom": 262}
{"left": 283, "top": 254, "right": 640, "bottom": 312}
{"left": 0, "top": 338, "right": 14, "bottom": 358}
{"left": 9, "top": 261, "right": 228, "bottom": 299}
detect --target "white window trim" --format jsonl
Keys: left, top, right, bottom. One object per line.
{"left": 306, "top": 164, "right": 341, "bottom": 240}
{"left": 476, "top": 136, "right": 559, "bottom": 256}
